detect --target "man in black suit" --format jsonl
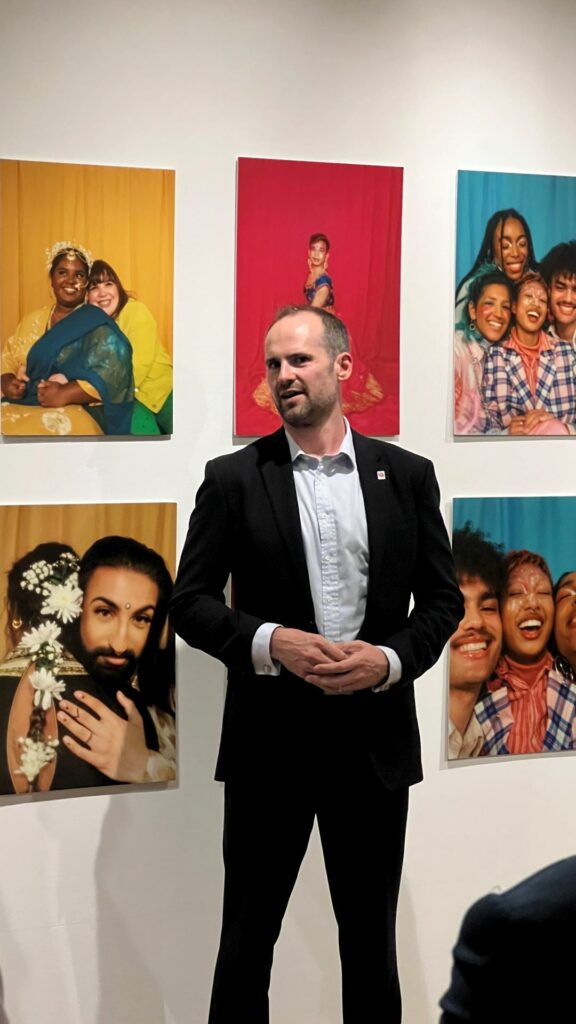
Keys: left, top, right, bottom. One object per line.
{"left": 172, "top": 306, "right": 462, "bottom": 1023}
{"left": 440, "top": 856, "right": 576, "bottom": 1023}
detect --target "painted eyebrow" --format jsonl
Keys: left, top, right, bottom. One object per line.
{"left": 89, "top": 596, "right": 156, "bottom": 613}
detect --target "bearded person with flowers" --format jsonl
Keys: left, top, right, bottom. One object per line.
{"left": 0, "top": 538, "right": 175, "bottom": 794}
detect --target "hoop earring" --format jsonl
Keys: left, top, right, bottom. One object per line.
{"left": 469, "top": 320, "right": 477, "bottom": 333}
{"left": 11, "top": 617, "right": 22, "bottom": 631}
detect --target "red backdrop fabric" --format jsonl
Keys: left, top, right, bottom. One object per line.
{"left": 235, "top": 157, "right": 403, "bottom": 436}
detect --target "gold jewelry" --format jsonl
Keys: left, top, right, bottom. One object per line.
{"left": 45, "top": 240, "right": 93, "bottom": 273}
{"left": 11, "top": 617, "right": 22, "bottom": 631}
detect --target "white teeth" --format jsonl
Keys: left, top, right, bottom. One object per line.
{"left": 459, "top": 641, "right": 488, "bottom": 653}
{"left": 520, "top": 618, "right": 541, "bottom": 629}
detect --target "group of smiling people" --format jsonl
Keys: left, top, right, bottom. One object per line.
{"left": 0, "top": 243, "right": 173, "bottom": 436}
{"left": 454, "top": 209, "right": 576, "bottom": 436}
{"left": 449, "top": 525, "right": 576, "bottom": 759}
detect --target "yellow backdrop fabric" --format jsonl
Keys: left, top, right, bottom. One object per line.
{"left": 0, "top": 502, "right": 176, "bottom": 661}
{"left": 0, "top": 160, "right": 174, "bottom": 356}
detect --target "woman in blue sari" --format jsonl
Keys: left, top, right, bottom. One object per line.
{"left": 1, "top": 244, "right": 133, "bottom": 436}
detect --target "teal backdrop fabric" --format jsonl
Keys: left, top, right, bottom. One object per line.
{"left": 453, "top": 496, "right": 576, "bottom": 583}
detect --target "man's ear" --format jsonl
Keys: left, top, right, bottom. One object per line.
{"left": 335, "top": 351, "right": 353, "bottom": 382}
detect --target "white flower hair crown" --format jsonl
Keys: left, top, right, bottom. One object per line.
{"left": 45, "top": 241, "right": 93, "bottom": 273}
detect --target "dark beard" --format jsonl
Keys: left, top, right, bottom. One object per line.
{"left": 77, "top": 645, "right": 138, "bottom": 690}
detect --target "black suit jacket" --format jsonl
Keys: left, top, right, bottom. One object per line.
{"left": 440, "top": 856, "right": 576, "bottom": 1023}
{"left": 172, "top": 428, "right": 462, "bottom": 787}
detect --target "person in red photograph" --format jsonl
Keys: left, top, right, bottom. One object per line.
{"left": 303, "top": 232, "right": 335, "bottom": 312}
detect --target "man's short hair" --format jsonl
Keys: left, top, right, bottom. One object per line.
{"left": 452, "top": 524, "right": 505, "bottom": 595}
{"left": 504, "top": 549, "right": 553, "bottom": 589}
{"left": 309, "top": 232, "right": 330, "bottom": 251}
{"left": 269, "top": 305, "right": 350, "bottom": 359}
{"left": 540, "top": 241, "right": 576, "bottom": 287}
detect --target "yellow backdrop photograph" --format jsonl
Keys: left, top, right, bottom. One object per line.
{"left": 0, "top": 159, "right": 174, "bottom": 437}
{"left": 0, "top": 501, "right": 176, "bottom": 798}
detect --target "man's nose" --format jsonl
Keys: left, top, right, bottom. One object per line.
{"left": 110, "top": 619, "right": 129, "bottom": 652}
{"left": 278, "top": 360, "right": 294, "bottom": 381}
{"left": 462, "top": 608, "right": 482, "bottom": 630}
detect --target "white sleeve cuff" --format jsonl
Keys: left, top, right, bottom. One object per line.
{"left": 372, "top": 646, "right": 402, "bottom": 692}
{"left": 251, "top": 622, "right": 283, "bottom": 675}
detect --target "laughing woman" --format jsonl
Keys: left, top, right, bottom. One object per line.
{"left": 1, "top": 243, "right": 133, "bottom": 436}
{"left": 87, "top": 260, "right": 173, "bottom": 434}
{"left": 454, "top": 270, "right": 513, "bottom": 434}
{"left": 482, "top": 273, "right": 576, "bottom": 435}
{"left": 475, "top": 550, "right": 558, "bottom": 756}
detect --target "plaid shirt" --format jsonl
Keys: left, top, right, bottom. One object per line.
{"left": 476, "top": 658, "right": 576, "bottom": 755}
{"left": 482, "top": 332, "right": 576, "bottom": 430}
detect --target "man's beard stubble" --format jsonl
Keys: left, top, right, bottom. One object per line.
{"left": 273, "top": 383, "right": 337, "bottom": 429}
{"left": 78, "top": 645, "right": 138, "bottom": 689}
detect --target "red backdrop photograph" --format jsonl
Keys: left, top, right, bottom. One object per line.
{"left": 235, "top": 157, "right": 403, "bottom": 436}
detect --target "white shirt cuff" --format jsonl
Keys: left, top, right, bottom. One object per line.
{"left": 372, "top": 646, "right": 402, "bottom": 692}
{"left": 251, "top": 622, "right": 282, "bottom": 675}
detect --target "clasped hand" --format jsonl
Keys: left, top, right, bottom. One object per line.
{"left": 57, "top": 690, "right": 149, "bottom": 783}
{"left": 37, "top": 376, "right": 69, "bottom": 407}
{"left": 270, "top": 627, "right": 389, "bottom": 694}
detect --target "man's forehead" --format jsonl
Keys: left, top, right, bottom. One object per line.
{"left": 84, "top": 565, "right": 158, "bottom": 599}
{"left": 265, "top": 313, "right": 324, "bottom": 352}
{"left": 554, "top": 273, "right": 576, "bottom": 285}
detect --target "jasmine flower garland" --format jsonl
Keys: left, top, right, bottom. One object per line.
{"left": 14, "top": 552, "right": 82, "bottom": 791}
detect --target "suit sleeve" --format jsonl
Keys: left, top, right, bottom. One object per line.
{"left": 383, "top": 460, "right": 463, "bottom": 684}
{"left": 170, "top": 460, "right": 266, "bottom": 672}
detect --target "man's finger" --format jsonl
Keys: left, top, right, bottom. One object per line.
{"left": 57, "top": 709, "right": 95, "bottom": 746}
{"left": 73, "top": 690, "right": 110, "bottom": 719}
{"left": 62, "top": 734, "right": 101, "bottom": 767}
{"left": 310, "top": 654, "right": 358, "bottom": 676}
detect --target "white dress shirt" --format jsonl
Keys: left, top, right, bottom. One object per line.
{"left": 251, "top": 422, "right": 401, "bottom": 689}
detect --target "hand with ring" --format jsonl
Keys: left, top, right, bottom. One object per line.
{"left": 57, "top": 690, "right": 150, "bottom": 783}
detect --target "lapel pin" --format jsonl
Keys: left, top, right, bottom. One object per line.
{"left": 377, "top": 470, "right": 386, "bottom": 480}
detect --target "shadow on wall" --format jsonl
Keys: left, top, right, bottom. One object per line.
{"left": 397, "top": 882, "right": 428, "bottom": 1023}
{"left": 93, "top": 651, "right": 224, "bottom": 1024}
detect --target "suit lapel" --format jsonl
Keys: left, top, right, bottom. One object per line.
{"left": 257, "top": 429, "right": 316, "bottom": 623}
{"left": 352, "top": 431, "right": 392, "bottom": 598}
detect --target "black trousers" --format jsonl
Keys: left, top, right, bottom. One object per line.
{"left": 208, "top": 750, "right": 409, "bottom": 1023}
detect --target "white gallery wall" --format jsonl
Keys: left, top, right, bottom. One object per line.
{"left": 1, "top": 0, "right": 575, "bottom": 1021}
